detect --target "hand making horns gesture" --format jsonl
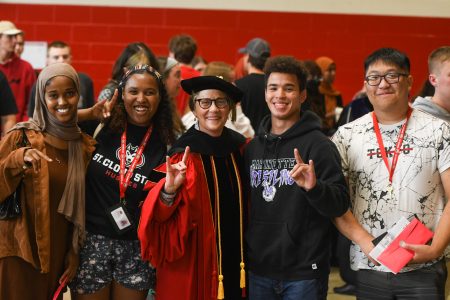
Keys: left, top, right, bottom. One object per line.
{"left": 289, "top": 148, "right": 316, "bottom": 191}
{"left": 164, "top": 146, "right": 190, "bottom": 194}
{"left": 95, "top": 89, "right": 119, "bottom": 120}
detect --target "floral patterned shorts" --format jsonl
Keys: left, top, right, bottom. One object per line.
{"left": 69, "top": 232, "right": 155, "bottom": 295}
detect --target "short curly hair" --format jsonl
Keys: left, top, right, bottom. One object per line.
{"left": 264, "top": 56, "right": 308, "bottom": 91}
{"left": 105, "top": 65, "right": 176, "bottom": 145}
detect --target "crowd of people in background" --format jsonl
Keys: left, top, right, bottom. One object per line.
{"left": 1, "top": 18, "right": 450, "bottom": 300}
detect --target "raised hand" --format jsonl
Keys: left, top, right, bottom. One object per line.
{"left": 102, "top": 89, "right": 118, "bottom": 119}
{"left": 164, "top": 146, "right": 190, "bottom": 194}
{"left": 23, "top": 148, "right": 53, "bottom": 173}
{"left": 289, "top": 148, "right": 316, "bottom": 191}
{"left": 90, "top": 89, "right": 119, "bottom": 120}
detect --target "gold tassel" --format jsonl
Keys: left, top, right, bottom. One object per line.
{"left": 218, "top": 275, "right": 224, "bottom": 299}
{"left": 240, "top": 262, "right": 246, "bottom": 288}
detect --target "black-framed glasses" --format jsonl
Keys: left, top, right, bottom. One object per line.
{"left": 195, "top": 98, "right": 229, "bottom": 109}
{"left": 365, "top": 73, "right": 408, "bottom": 86}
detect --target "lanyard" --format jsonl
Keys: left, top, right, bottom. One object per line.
{"left": 119, "top": 124, "right": 153, "bottom": 201}
{"left": 372, "top": 108, "right": 412, "bottom": 184}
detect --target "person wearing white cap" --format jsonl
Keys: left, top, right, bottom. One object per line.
{"left": 0, "top": 20, "right": 36, "bottom": 122}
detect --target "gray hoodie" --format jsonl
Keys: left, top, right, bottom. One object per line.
{"left": 412, "top": 96, "right": 450, "bottom": 123}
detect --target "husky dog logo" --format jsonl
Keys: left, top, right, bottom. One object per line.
{"left": 262, "top": 181, "right": 276, "bottom": 202}
{"left": 116, "top": 143, "right": 145, "bottom": 168}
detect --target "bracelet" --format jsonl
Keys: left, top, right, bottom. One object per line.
{"left": 160, "top": 189, "right": 176, "bottom": 206}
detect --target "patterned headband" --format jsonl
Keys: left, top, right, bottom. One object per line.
{"left": 119, "top": 64, "right": 162, "bottom": 89}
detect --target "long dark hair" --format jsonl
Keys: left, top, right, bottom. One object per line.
{"left": 105, "top": 65, "right": 176, "bottom": 145}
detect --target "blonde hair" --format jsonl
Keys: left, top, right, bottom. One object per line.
{"left": 428, "top": 46, "right": 450, "bottom": 74}
{"left": 126, "top": 51, "right": 150, "bottom": 69}
{"left": 204, "top": 61, "right": 235, "bottom": 82}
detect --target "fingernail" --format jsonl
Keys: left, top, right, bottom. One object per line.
{"left": 399, "top": 240, "right": 405, "bottom": 247}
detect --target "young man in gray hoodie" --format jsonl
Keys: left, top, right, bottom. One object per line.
{"left": 412, "top": 46, "right": 450, "bottom": 121}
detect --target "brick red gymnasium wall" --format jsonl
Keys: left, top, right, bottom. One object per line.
{"left": 2, "top": 3, "right": 450, "bottom": 103}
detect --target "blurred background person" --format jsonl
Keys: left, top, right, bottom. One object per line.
{"left": 302, "top": 60, "right": 326, "bottom": 130}
{"left": 315, "top": 56, "right": 343, "bottom": 136}
{"left": 412, "top": 77, "right": 435, "bottom": 101}
{"left": 0, "top": 69, "right": 17, "bottom": 136}
{"left": 0, "top": 20, "right": 36, "bottom": 122}
{"left": 14, "top": 32, "right": 24, "bottom": 57}
{"left": 168, "top": 34, "right": 201, "bottom": 115}
{"left": 336, "top": 86, "right": 372, "bottom": 127}
{"left": 28, "top": 40, "right": 95, "bottom": 117}
{"left": 234, "top": 55, "right": 248, "bottom": 81}
{"left": 413, "top": 46, "right": 450, "bottom": 121}
{"left": 191, "top": 56, "right": 207, "bottom": 74}
{"left": 205, "top": 61, "right": 236, "bottom": 82}
{"left": 235, "top": 37, "right": 271, "bottom": 131}
{"left": 157, "top": 55, "right": 185, "bottom": 136}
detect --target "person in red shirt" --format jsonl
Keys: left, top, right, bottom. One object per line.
{"left": 0, "top": 20, "right": 36, "bottom": 122}
{"left": 168, "top": 34, "right": 201, "bottom": 115}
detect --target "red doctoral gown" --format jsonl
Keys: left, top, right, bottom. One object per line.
{"left": 138, "top": 127, "right": 246, "bottom": 300}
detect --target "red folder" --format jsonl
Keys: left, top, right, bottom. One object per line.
{"left": 377, "top": 218, "right": 434, "bottom": 274}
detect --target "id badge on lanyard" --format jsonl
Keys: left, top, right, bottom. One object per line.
{"left": 372, "top": 108, "right": 412, "bottom": 199}
{"left": 107, "top": 124, "right": 153, "bottom": 234}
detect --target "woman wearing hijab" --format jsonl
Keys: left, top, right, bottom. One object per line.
{"left": 315, "top": 56, "right": 343, "bottom": 135}
{"left": 0, "top": 63, "right": 96, "bottom": 300}
{"left": 139, "top": 76, "right": 248, "bottom": 300}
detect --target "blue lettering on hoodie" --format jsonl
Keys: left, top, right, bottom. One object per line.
{"left": 250, "top": 158, "right": 296, "bottom": 188}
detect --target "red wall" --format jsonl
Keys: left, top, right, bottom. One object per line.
{"left": 2, "top": 3, "right": 450, "bottom": 103}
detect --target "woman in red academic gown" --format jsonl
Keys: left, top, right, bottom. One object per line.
{"left": 138, "top": 76, "right": 247, "bottom": 300}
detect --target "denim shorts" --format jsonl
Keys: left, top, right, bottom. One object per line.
{"left": 69, "top": 232, "right": 155, "bottom": 295}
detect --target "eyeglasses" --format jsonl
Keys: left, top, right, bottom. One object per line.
{"left": 365, "top": 73, "right": 408, "bottom": 86}
{"left": 195, "top": 98, "right": 229, "bottom": 109}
